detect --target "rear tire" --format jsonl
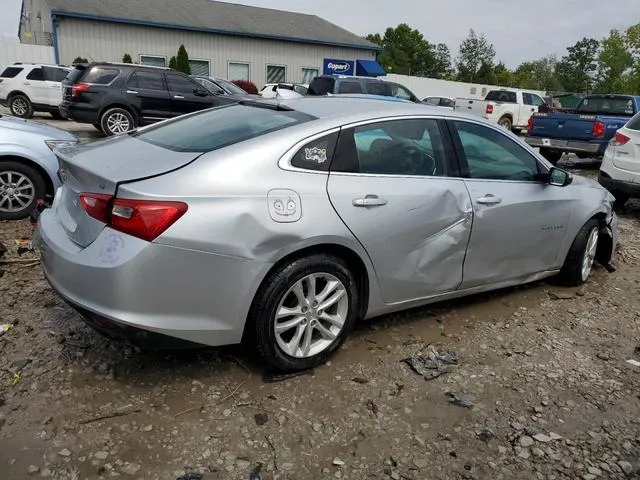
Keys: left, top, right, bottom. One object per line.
{"left": 498, "top": 116, "right": 512, "bottom": 130}
{"left": 100, "top": 108, "right": 135, "bottom": 136}
{"left": 247, "top": 254, "right": 359, "bottom": 372}
{"left": 540, "top": 148, "right": 563, "bottom": 165}
{"left": 9, "top": 94, "right": 34, "bottom": 119}
{"left": 0, "top": 160, "right": 46, "bottom": 220}
{"left": 558, "top": 219, "right": 600, "bottom": 286}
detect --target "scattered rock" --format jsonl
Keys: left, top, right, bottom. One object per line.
{"left": 333, "top": 458, "right": 345, "bottom": 466}
{"left": 351, "top": 377, "right": 369, "bottom": 384}
{"left": 58, "top": 448, "right": 72, "bottom": 457}
{"left": 549, "top": 291, "right": 575, "bottom": 300}
{"left": 446, "top": 392, "right": 474, "bottom": 409}
{"left": 94, "top": 451, "right": 108, "bottom": 460}
{"left": 617, "top": 461, "right": 633, "bottom": 475}
{"left": 518, "top": 448, "right": 531, "bottom": 459}
{"left": 477, "top": 428, "right": 495, "bottom": 442}
{"left": 121, "top": 463, "right": 141, "bottom": 475}
{"left": 254, "top": 413, "right": 269, "bottom": 426}
{"left": 519, "top": 436, "right": 534, "bottom": 448}
{"left": 533, "top": 433, "right": 552, "bottom": 443}
{"left": 142, "top": 424, "right": 153, "bottom": 432}
{"left": 27, "top": 465, "right": 39, "bottom": 474}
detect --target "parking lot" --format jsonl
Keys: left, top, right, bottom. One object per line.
{"left": 0, "top": 113, "right": 638, "bottom": 480}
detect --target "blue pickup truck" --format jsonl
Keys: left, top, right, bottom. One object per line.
{"left": 525, "top": 94, "right": 640, "bottom": 164}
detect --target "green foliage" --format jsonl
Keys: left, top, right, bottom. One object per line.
{"left": 456, "top": 30, "right": 496, "bottom": 83}
{"left": 122, "top": 53, "right": 132, "bottom": 63}
{"left": 168, "top": 56, "right": 177, "bottom": 70}
{"left": 72, "top": 57, "right": 88, "bottom": 64}
{"left": 175, "top": 45, "right": 191, "bottom": 75}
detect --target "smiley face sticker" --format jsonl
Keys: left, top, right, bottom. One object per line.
{"left": 268, "top": 189, "right": 302, "bottom": 223}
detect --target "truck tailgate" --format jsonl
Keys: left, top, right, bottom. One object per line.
{"left": 528, "top": 113, "right": 597, "bottom": 142}
{"left": 455, "top": 99, "right": 488, "bottom": 117}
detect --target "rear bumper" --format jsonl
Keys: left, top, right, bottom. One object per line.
{"left": 59, "top": 101, "right": 99, "bottom": 124}
{"left": 525, "top": 136, "right": 604, "bottom": 155}
{"left": 598, "top": 172, "right": 640, "bottom": 197}
{"left": 36, "top": 205, "right": 268, "bottom": 348}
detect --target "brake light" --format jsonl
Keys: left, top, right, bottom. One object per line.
{"left": 528, "top": 117, "right": 535, "bottom": 131}
{"left": 614, "top": 132, "right": 630, "bottom": 146}
{"left": 592, "top": 121, "right": 606, "bottom": 138}
{"left": 71, "top": 82, "right": 90, "bottom": 98}
{"left": 486, "top": 104, "right": 494, "bottom": 115}
{"left": 79, "top": 194, "right": 188, "bottom": 242}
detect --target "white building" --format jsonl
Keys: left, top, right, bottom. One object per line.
{"left": 18, "top": 0, "right": 383, "bottom": 87}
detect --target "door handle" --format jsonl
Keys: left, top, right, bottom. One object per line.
{"left": 23, "top": 82, "right": 30, "bottom": 85}
{"left": 477, "top": 195, "right": 502, "bottom": 205}
{"left": 352, "top": 195, "right": 388, "bottom": 207}
{"left": 173, "top": 95, "right": 185, "bottom": 99}
{"left": 126, "top": 90, "right": 139, "bottom": 94}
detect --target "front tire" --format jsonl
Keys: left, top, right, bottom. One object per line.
{"left": 558, "top": 219, "right": 600, "bottom": 286}
{"left": 248, "top": 254, "right": 359, "bottom": 372}
{"left": 0, "top": 160, "right": 46, "bottom": 220}
{"left": 9, "top": 94, "right": 34, "bottom": 119}
{"left": 540, "top": 148, "right": 563, "bottom": 165}
{"left": 100, "top": 108, "right": 135, "bottom": 136}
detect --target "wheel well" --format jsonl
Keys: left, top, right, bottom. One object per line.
{"left": 499, "top": 114, "right": 513, "bottom": 121}
{"left": 0, "top": 155, "right": 54, "bottom": 198}
{"left": 8, "top": 90, "right": 28, "bottom": 100}
{"left": 258, "top": 244, "right": 370, "bottom": 320}
{"left": 592, "top": 213, "right": 613, "bottom": 265}
{"left": 99, "top": 104, "right": 138, "bottom": 124}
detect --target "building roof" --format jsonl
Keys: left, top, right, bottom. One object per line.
{"left": 47, "top": 0, "right": 381, "bottom": 51}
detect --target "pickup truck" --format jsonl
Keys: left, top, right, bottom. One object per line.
{"left": 454, "top": 89, "right": 546, "bottom": 132}
{"left": 525, "top": 94, "right": 640, "bottom": 164}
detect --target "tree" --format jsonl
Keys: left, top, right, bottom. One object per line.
{"left": 475, "top": 62, "right": 496, "bottom": 85}
{"left": 511, "top": 57, "right": 561, "bottom": 91}
{"left": 596, "top": 29, "right": 633, "bottom": 93}
{"left": 493, "top": 62, "right": 512, "bottom": 86}
{"left": 430, "top": 43, "right": 452, "bottom": 79}
{"left": 625, "top": 23, "right": 640, "bottom": 94}
{"left": 555, "top": 37, "right": 599, "bottom": 93}
{"left": 122, "top": 53, "right": 132, "bottom": 63}
{"left": 175, "top": 45, "right": 191, "bottom": 75}
{"left": 72, "top": 56, "right": 88, "bottom": 64}
{"left": 168, "top": 56, "right": 177, "bottom": 70}
{"left": 456, "top": 29, "right": 496, "bottom": 82}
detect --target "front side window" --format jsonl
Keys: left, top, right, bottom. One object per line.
{"left": 26, "top": 68, "right": 45, "bottom": 81}
{"left": 42, "top": 66, "right": 68, "bottom": 82}
{"left": 337, "top": 81, "right": 363, "bottom": 94}
{"left": 266, "top": 65, "right": 286, "bottom": 84}
{"left": 424, "top": 97, "right": 440, "bottom": 106}
{"left": 228, "top": 62, "right": 249, "bottom": 81}
{"left": 195, "top": 78, "right": 224, "bottom": 95}
{"left": 291, "top": 133, "right": 339, "bottom": 171}
{"left": 440, "top": 98, "right": 455, "bottom": 107}
{"left": 390, "top": 83, "right": 413, "bottom": 100}
{"left": 453, "top": 121, "right": 539, "bottom": 181}
{"left": 333, "top": 118, "right": 449, "bottom": 176}
{"left": 128, "top": 71, "right": 165, "bottom": 91}
{"left": 530, "top": 94, "right": 545, "bottom": 107}
{"left": 82, "top": 67, "right": 119, "bottom": 85}
{"left": 166, "top": 73, "right": 199, "bottom": 93}
{"left": 134, "top": 104, "right": 315, "bottom": 153}
{"left": 522, "top": 93, "right": 533, "bottom": 105}
{"left": 365, "top": 81, "right": 391, "bottom": 96}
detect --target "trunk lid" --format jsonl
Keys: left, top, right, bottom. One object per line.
{"left": 55, "top": 134, "right": 202, "bottom": 247}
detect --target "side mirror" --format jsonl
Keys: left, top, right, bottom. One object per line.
{"left": 548, "top": 167, "right": 572, "bottom": 187}
{"left": 193, "top": 88, "right": 209, "bottom": 97}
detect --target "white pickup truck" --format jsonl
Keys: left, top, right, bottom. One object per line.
{"left": 454, "top": 89, "right": 546, "bottom": 132}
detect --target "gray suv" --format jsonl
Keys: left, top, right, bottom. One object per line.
{"left": 307, "top": 75, "right": 421, "bottom": 103}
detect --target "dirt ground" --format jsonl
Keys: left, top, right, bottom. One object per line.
{"left": 0, "top": 117, "right": 639, "bottom": 479}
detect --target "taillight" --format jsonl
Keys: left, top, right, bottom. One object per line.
{"left": 486, "top": 104, "right": 494, "bottom": 114}
{"left": 71, "top": 82, "right": 90, "bottom": 98}
{"left": 614, "top": 132, "right": 630, "bottom": 146}
{"left": 528, "top": 117, "right": 535, "bottom": 131}
{"left": 79, "top": 194, "right": 187, "bottom": 242}
{"left": 592, "top": 121, "right": 606, "bottom": 138}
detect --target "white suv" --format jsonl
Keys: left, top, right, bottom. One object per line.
{"left": 0, "top": 63, "right": 70, "bottom": 119}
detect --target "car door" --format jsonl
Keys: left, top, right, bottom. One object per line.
{"left": 166, "top": 73, "right": 213, "bottom": 116}
{"left": 125, "top": 70, "right": 171, "bottom": 122}
{"left": 327, "top": 117, "right": 473, "bottom": 304}
{"left": 41, "top": 66, "right": 68, "bottom": 106}
{"left": 448, "top": 119, "right": 573, "bottom": 288}
{"left": 24, "top": 67, "right": 48, "bottom": 105}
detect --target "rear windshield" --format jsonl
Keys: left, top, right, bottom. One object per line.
{"left": 63, "top": 66, "right": 86, "bottom": 84}
{"left": 307, "top": 77, "right": 335, "bottom": 95}
{"left": 485, "top": 90, "right": 517, "bottom": 103}
{"left": 0, "top": 67, "right": 23, "bottom": 78}
{"left": 578, "top": 96, "right": 636, "bottom": 116}
{"left": 133, "top": 104, "right": 316, "bottom": 152}
{"left": 627, "top": 112, "right": 640, "bottom": 131}
{"left": 81, "top": 66, "right": 119, "bottom": 85}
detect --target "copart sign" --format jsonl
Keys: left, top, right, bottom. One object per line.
{"left": 323, "top": 58, "right": 355, "bottom": 76}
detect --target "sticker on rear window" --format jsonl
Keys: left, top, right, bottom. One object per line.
{"left": 304, "top": 146, "right": 327, "bottom": 164}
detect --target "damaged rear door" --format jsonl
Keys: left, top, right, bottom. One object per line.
{"left": 327, "top": 117, "right": 473, "bottom": 304}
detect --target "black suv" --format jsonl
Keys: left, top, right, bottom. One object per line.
{"left": 307, "top": 75, "right": 421, "bottom": 103}
{"left": 60, "top": 63, "right": 243, "bottom": 135}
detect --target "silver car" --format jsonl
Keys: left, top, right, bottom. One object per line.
{"left": 36, "top": 97, "right": 618, "bottom": 371}
{"left": 0, "top": 115, "right": 78, "bottom": 220}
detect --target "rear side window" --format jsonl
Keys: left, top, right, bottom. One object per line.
{"left": 26, "top": 68, "right": 45, "bottom": 81}
{"left": 578, "top": 96, "right": 636, "bottom": 116}
{"left": 337, "top": 81, "right": 363, "bottom": 94}
{"left": 290, "top": 133, "right": 339, "bottom": 171}
{"left": 627, "top": 112, "right": 640, "bottom": 131}
{"left": 0, "top": 67, "right": 23, "bottom": 78}
{"left": 42, "top": 66, "right": 68, "bottom": 82}
{"left": 440, "top": 98, "right": 455, "bottom": 107}
{"left": 128, "top": 71, "right": 165, "bottom": 90}
{"left": 81, "top": 66, "right": 119, "bottom": 85}
{"left": 307, "top": 77, "right": 334, "bottom": 95}
{"left": 133, "top": 104, "right": 316, "bottom": 152}
{"left": 365, "top": 82, "right": 391, "bottom": 96}
{"left": 485, "top": 90, "right": 517, "bottom": 103}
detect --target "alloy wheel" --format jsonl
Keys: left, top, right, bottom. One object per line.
{"left": 0, "top": 171, "right": 35, "bottom": 213}
{"left": 581, "top": 228, "right": 599, "bottom": 282}
{"left": 11, "top": 98, "right": 28, "bottom": 116}
{"left": 106, "top": 113, "right": 131, "bottom": 134}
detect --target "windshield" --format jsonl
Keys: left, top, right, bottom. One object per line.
{"left": 133, "top": 104, "right": 315, "bottom": 152}
{"left": 578, "top": 96, "right": 636, "bottom": 116}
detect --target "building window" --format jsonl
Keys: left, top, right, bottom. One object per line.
{"left": 228, "top": 62, "right": 250, "bottom": 81}
{"left": 140, "top": 55, "right": 166, "bottom": 67}
{"left": 301, "top": 67, "right": 319, "bottom": 84}
{"left": 189, "top": 59, "right": 210, "bottom": 76}
{"left": 266, "top": 64, "right": 286, "bottom": 83}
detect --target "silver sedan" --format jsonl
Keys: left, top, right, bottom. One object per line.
{"left": 36, "top": 97, "right": 618, "bottom": 371}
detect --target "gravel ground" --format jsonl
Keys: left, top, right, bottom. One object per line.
{"left": 0, "top": 116, "right": 639, "bottom": 480}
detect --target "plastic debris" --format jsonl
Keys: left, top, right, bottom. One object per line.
{"left": 176, "top": 474, "right": 203, "bottom": 480}
{"left": 0, "top": 324, "right": 13, "bottom": 337}
{"left": 401, "top": 346, "right": 458, "bottom": 381}
{"left": 263, "top": 368, "right": 314, "bottom": 383}
{"left": 446, "top": 392, "right": 474, "bottom": 408}
{"left": 626, "top": 359, "right": 640, "bottom": 368}
{"left": 0, "top": 241, "right": 6, "bottom": 258}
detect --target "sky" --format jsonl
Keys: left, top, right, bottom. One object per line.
{"left": 1, "top": 0, "right": 639, "bottom": 66}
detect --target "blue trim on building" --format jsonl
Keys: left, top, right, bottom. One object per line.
{"left": 51, "top": 13, "right": 59, "bottom": 64}
{"left": 50, "top": 10, "right": 383, "bottom": 52}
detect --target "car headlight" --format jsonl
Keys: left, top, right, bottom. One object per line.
{"left": 45, "top": 139, "right": 79, "bottom": 151}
